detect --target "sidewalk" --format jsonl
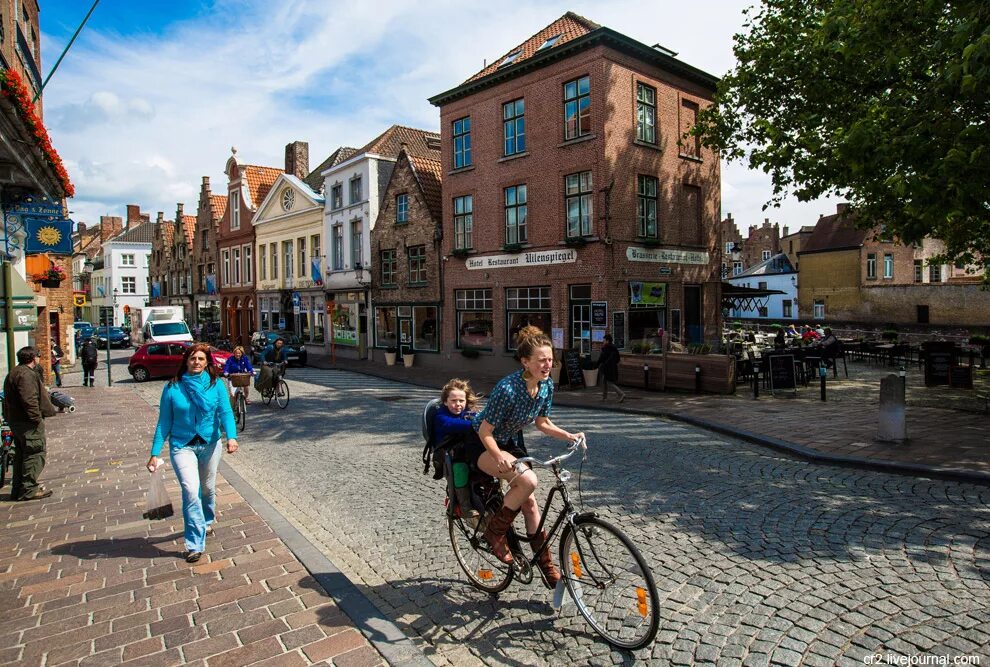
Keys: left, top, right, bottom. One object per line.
{"left": 0, "top": 387, "right": 387, "bottom": 667}
{"left": 314, "top": 355, "right": 990, "bottom": 485}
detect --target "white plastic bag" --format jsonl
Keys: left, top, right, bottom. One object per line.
{"left": 143, "top": 466, "right": 174, "bottom": 520}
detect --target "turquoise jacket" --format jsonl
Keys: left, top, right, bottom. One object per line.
{"left": 150, "top": 373, "right": 237, "bottom": 457}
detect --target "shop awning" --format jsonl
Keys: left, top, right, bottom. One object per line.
{"left": 721, "top": 282, "right": 785, "bottom": 312}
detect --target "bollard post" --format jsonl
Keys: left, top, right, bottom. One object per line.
{"left": 643, "top": 364, "right": 649, "bottom": 390}
{"left": 898, "top": 365, "right": 906, "bottom": 400}
{"left": 695, "top": 365, "right": 701, "bottom": 393}
{"left": 819, "top": 362, "right": 827, "bottom": 401}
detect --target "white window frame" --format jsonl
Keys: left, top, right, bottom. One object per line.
{"left": 813, "top": 300, "right": 825, "bottom": 320}
{"left": 232, "top": 247, "right": 241, "bottom": 285}
{"left": 258, "top": 245, "right": 266, "bottom": 281}
{"left": 762, "top": 250, "right": 771, "bottom": 261}
{"left": 121, "top": 254, "right": 135, "bottom": 266}
{"left": 297, "top": 237, "right": 307, "bottom": 278}
{"left": 883, "top": 253, "right": 893, "bottom": 279}
{"left": 221, "top": 249, "right": 230, "bottom": 286}
{"left": 230, "top": 190, "right": 240, "bottom": 230}
{"left": 243, "top": 244, "right": 253, "bottom": 283}
{"left": 121, "top": 276, "right": 136, "bottom": 294}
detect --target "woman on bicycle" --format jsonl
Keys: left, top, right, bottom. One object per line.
{"left": 469, "top": 325, "right": 583, "bottom": 588}
{"left": 223, "top": 346, "right": 255, "bottom": 403}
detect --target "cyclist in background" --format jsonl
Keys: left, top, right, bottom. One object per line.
{"left": 223, "top": 346, "right": 255, "bottom": 404}
{"left": 262, "top": 338, "right": 289, "bottom": 381}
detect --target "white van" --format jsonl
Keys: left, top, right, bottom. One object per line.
{"left": 143, "top": 319, "right": 193, "bottom": 344}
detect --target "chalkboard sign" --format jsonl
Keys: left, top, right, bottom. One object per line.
{"left": 767, "top": 354, "right": 796, "bottom": 394}
{"left": 950, "top": 365, "right": 974, "bottom": 389}
{"left": 564, "top": 349, "right": 584, "bottom": 388}
{"left": 923, "top": 342, "right": 955, "bottom": 386}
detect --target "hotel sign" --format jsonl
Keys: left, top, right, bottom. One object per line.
{"left": 466, "top": 249, "right": 577, "bottom": 270}
{"left": 626, "top": 247, "right": 709, "bottom": 265}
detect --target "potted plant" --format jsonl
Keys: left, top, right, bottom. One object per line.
{"left": 384, "top": 346, "right": 397, "bottom": 366}
{"left": 580, "top": 355, "right": 598, "bottom": 388}
{"left": 564, "top": 236, "right": 588, "bottom": 248}
{"left": 969, "top": 334, "right": 989, "bottom": 369}
{"left": 881, "top": 329, "right": 899, "bottom": 342}
{"left": 403, "top": 351, "right": 415, "bottom": 368}
{"left": 36, "top": 265, "right": 66, "bottom": 288}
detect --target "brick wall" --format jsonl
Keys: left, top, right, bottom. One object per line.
{"left": 798, "top": 249, "right": 863, "bottom": 320}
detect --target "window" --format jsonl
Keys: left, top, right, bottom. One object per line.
{"left": 733, "top": 261, "right": 743, "bottom": 276}
{"left": 505, "top": 287, "right": 551, "bottom": 350}
{"left": 782, "top": 300, "right": 793, "bottom": 318}
{"left": 351, "top": 220, "right": 363, "bottom": 267}
{"left": 413, "top": 306, "right": 439, "bottom": 351}
{"left": 380, "top": 249, "right": 396, "bottom": 286}
{"left": 679, "top": 99, "right": 700, "bottom": 158}
{"left": 374, "top": 307, "right": 397, "bottom": 348}
{"left": 332, "top": 225, "right": 343, "bottom": 270}
{"left": 283, "top": 240, "right": 293, "bottom": 280}
{"left": 243, "top": 245, "right": 252, "bottom": 283}
{"left": 537, "top": 34, "right": 562, "bottom": 51}
{"left": 453, "top": 117, "right": 471, "bottom": 169}
{"left": 762, "top": 250, "right": 771, "bottom": 261}
{"left": 121, "top": 276, "right": 136, "bottom": 294}
{"left": 230, "top": 190, "right": 240, "bottom": 229}
{"left": 914, "top": 259, "right": 923, "bottom": 283}
{"left": 866, "top": 253, "right": 877, "bottom": 279}
{"left": 564, "top": 76, "right": 590, "bottom": 140}
{"left": 396, "top": 194, "right": 409, "bottom": 224}
{"left": 504, "top": 185, "right": 527, "bottom": 244}
{"left": 121, "top": 254, "right": 135, "bottom": 266}
{"left": 454, "top": 195, "right": 473, "bottom": 250}
{"left": 757, "top": 306, "right": 768, "bottom": 318}
{"left": 231, "top": 247, "right": 240, "bottom": 284}
{"left": 498, "top": 50, "right": 521, "bottom": 68}
{"left": 270, "top": 243, "right": 278, "bottom": 280}
{"left": 565, "top": 171, "right": 593, "bottom": 238}
{"left": 883, "top": 253, "right": 894, "bottom": 279}
{"left": 408, "top": 245, "right": 426, "bottom": 284}
{"left": 813, "top": 299, "right": 825, "bottom": 320}
{"left": 221, "top": 249, "right": 230, "bottom": 286}
{"left": 637, "top": 175, "right": 658, "bottom": 238}
{"left": 350, "top": 177, "right": 362, "bottom": 204}
{"left": 259, "top": 246, "right": 267, "bottom": 280}
{"left": 636, "top": 83, "right": 656, "bottom": 144}
{"left": 725, "top": 242, "right": 735, "bottom": 254}
{"left": 331, "top": 184, "right": 343, "bottom": 210}
{"left": 456, "top": 288, "right": 493, "bottom": 350}
{"left": 929, "top": 264, "right": 941, "bottom": 283}
{"left": 311, "top": 235, "right": 321, "bottom": 280}
{"left": 503, "top": 99, "right": 525, "bottom": 156}
{"left": 297, "top": 237, "right": 306, "bottom": 278}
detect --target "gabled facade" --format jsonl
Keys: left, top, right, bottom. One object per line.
{"left": 217, "top": 148, "right": 282, "bottom": 346}
{"left": 95, "top": 221, "right": 154, "bottom": 329}
{"left": 149, "top": 211, "right": 174, "bottom": 306}
{"left": 429, "top": 12, "right": 721, "bottom": 369}
{"left": 168, "top": 204, "right": 196, "bottom": 320}
{"left": 370, "top": 149, "right": 443, "bottom": 362}
{"left": 321, "top": 126, "right": 440, "bottom": 359}
{"left": 192, "top": 177, "right": 224, "bottom": 331}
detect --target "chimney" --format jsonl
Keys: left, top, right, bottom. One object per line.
{"left": 177, "top": 203, "right": 184, "bottom": 220}
{"left": 836, "top": 203, "right": 850, "bottom": 215}
{"left": 284, "top": 141, "right": 309, "bottom": 180}
{"left": 749, "top": 225, "right": 757, "bottom": 236}
{"left": 125, "top": 204, "right": 147, "bottom": 228}
{"left": 764, "top": 218, "right": 770, "bottom": 227}
{"left": 156, "top": 212, "right": 164, "bottom": 225}
{"left": 783, "top": 226, "right": 789, "bottom": 237}
{"left": 77, "top": 222, "right": 87, "bottom": 235}
{"left": 100, "top": 215, "right": 123, "bottom": 241}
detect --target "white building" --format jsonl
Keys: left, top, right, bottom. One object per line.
{"left": 726, "top": 253, "right": 799, "bottom": 320}
{"left": 321, "top": 125, "right": 440, "bottom": 359}
{"left": 88, "top": 223, "right": 154, "bottom": 327}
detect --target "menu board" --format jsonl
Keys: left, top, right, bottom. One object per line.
{"left": 768, "top": 354, "right": 796, "bottom": 394}
{"left": 923, "top": 343, "right": 955, "bottom": 386}
{"left": 591, "top": 302, "right": 608, "bottom": 328}
{"left": 564, "top": 349, "right": 584, "bottom": 388}
{"left": 950, "top": 365, "right": 974, "bottom": 389}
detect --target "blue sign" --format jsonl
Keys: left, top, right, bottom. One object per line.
{"left": 205, "top": 274, "right": 217, "bottom": 295}
{"left": 151, "top": 281, "right": 161, "bottom": 298}
{"left": 278, "top": 317, "right": 286, "bottom": 330}
{"left": 291, "top": 292, "right": 301, "bottom": 308}
{"left": 24, "top": 216, "right": 74, "bottom": 255}
{"left": 3, "top": 193, "right": 64, "bottom": 218}
{"left": 311, "top": 258, "right": 323, "bottom": 285}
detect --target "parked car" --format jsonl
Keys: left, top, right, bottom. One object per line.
{"left": 74, "top": 320, "right": 93, "bottom": 329}
{"left": 128, "top": 342, "right": 232, "bottom": 382}
{"left": 250, "top": 331, "right": 308, "bottom": 366}
{"left": 74, "top": 325, "right": 96, "bottom": 350}
{"left": 95, "top": 326, "right": 131, "bottom": 349}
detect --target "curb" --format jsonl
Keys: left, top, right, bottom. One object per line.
{"left": 220, "top": 462, "right": 434, "bottom": 667}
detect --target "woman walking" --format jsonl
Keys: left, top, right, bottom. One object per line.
{"left": 147, "top": 343, "right": 238, "bottom": 562}
{"left": 468, "top": 325, "right": 584, "bottom": 588}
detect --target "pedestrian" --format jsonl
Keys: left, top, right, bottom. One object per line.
{"left": 80, "top": 337, "right": 98, "bottom": 387}
{"left": 147, "top": 343, "right": 238, "bottom": 562}
{"left": 50, "top": 339, "right": 64, "bottom": 387}
{"left": 2, "top": 347, "right": 57, "bottom": 501}
{"left": 597, "top": 334, "right": 625, "bottom": 402}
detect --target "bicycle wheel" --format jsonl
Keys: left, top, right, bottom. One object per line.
{"left": 448, "top": 515, "right": 514, "bottom": 594}
{"left": 274, "top": 380, "right": 289, "bottom": 409}
{"left": 558, "top": 516, "right": 660, "bottom": 650}
{"left": 235, "top": 393, "right": 246, "bottom": 431}
{"left": 261, "top": 387, "right": 273, "bottom": 405}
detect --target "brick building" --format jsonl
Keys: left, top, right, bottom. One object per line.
{"left": 166, "top": 204, "right": 196, "bottom": 320}
{"left": 218, "top": 148, "right": 281, "bottom": 347}
{"left": 149, "top": 211, "right": 174, "bottom": 306}
{"left": 369, "top": 148, "right": 443, "bottom": 363}
{"left": 429, "top": 12, "right": 721, "bottom": 371}
{"left": 192, "top": 177, "right": 225, "bottom": 331}
{"left": 780, "top": 225, "right": 815, "bottom": 271}
{"left": 720, "top": 213, "right": 743, "bottom": 277}
{"left": 742, "top": 219, "right": 781, "bottom": 270}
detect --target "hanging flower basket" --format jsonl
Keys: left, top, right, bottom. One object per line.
{"left": 33, "top": 265, "right": 66, "bottom": 287}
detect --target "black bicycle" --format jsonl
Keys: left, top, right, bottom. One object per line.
{"left": 260, "top": 362, "right": 289, "bottom": 409}
{"left": 446, "top": 436, "right": 660, "bottom": 650}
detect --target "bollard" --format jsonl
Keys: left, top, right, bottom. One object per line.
{"left": 899, "top": 365, "right": 907, "bottom": 400}
{"left": 819, "top": 362, "right": 827, "bottom": 401}
{"left": 694, "top": 365, "right": 701, "bottom": 394}
{"left": 643, "top": 364, "right": 649, "bottom": 389}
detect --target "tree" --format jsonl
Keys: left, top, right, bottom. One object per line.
{"left": 696, "top": 0, "right": 990, "bottom": 266}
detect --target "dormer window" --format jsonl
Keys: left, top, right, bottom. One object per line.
{"left": 230, "top": 190, "right": 240, "bottom": 230}
{"left": 537, "top": 34, "right": 562, "bottom": 51}
{"left": 498, "top": 50, "right": 522, "bottom": 68}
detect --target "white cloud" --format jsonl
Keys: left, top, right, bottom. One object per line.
{"left": 43, "top": 0, "right": 840, "bottom": 229}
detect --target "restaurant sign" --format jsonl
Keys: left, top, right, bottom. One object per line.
{"left": 466, "top": 249, "right": 576, "bottom": 270}
{"left": 626, "top": 246, "right": 709, "bottom": 265}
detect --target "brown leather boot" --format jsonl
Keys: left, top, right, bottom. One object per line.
{"left": 483, "top": 505, "right": 520, "bottom": 564}
{"left": 529, "top": 530, "right": 561, "bottom": 589}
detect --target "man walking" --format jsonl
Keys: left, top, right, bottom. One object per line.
{"left": 80, "top": 337, "right": 98, "bottom": 387}
{"left": 3, "top": 347, "right": 57, "bottom": 500}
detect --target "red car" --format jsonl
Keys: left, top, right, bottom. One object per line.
{"left": 128, "top": 342, "right": 232, "bottom": 382}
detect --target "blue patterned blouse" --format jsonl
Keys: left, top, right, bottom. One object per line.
{"left": 473, "top": 370, "right": 554, "bottom": 445}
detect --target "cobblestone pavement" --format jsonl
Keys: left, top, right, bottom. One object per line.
{"left": 128, "top": 367, "right": 990, "bottom": 666}
{"left": 1, "top": 384, "right": 385, "bottom": 667}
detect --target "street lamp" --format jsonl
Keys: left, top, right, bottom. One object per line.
{"left": 106, "top": 287, "right": 118, "bottom": 386}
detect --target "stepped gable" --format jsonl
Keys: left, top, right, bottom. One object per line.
{"left": 407, "top": 154, "right": 443, "bottom": 221}
{"left": 181, "top": 215, "right": 196, "bottom": 250}
{"left": 465, "top": 12, "right": 600, "bottom": 83}
{"left": 242, "top": 165, "right": 283, "bottom": 209}
{"left": 354, "top": 125, "right": 440, "bottom": 160}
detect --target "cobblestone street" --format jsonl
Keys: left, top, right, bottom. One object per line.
{"left": 130, "top": 368, "right": 990, "bottom": 666}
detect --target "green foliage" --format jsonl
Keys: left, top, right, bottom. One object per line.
{"left": 695, "top": 0, "right": 990, "bottom": 265}
{"left": 881, "top": 329, "right": 899, "bottom": 341}
{"left": 968, "top": 334, "right": 989, "bottom": 346}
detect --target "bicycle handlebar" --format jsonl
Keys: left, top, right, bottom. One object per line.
{"left": 513, "top": 435, "right": 587, "bottom": 472}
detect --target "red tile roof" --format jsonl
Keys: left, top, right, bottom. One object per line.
{"left": 242, "top": 165, "right": 283, "bottom": 209}
{"left": 408, "top": 154, "right": 443, "bottom": 221}
{"left": 465, "top": 12, "right": 600, "bottom": 83}
{"left": 354, "top": 125, "right": 441, "bottom": 161}
{"left": 800, "top": 209, "right": 868, "bottom": 255}
{"left": 209, "top": 194, "right": 226, "bottom": 221}
{"left": 181, "top": 215, "right": 196, "bottom": 250}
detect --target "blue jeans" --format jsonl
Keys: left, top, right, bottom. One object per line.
{"left": 170, "top": 440, "right": 222, "bottom": 552}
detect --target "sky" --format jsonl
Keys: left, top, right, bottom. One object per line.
{"left": 39, "top": 0, "right": 840, "bottom": 235}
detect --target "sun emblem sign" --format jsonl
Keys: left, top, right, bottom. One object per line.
{"left": 36, "top": 225, "right": 62, "bottom": 246}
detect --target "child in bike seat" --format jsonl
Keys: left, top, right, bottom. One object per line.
{"left": 434, "top": 379, "right": 479, "bottom": 518}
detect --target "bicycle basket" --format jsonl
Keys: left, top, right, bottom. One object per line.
{"left": 229, "top": 373, "right": 252, "bottom": 388}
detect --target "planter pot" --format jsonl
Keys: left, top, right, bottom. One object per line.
{"left": 582, "top": 368, "right": 599, "bottom": 388}
{"left": 384, "top": 352, "right": 397, "bottom": 366}
{"left": 40, "top": 279, "right": 61, "bottom": 288}
{"left": 550, "top": 365, "right": 561, "bottom": 384}
{"left": 403, "top": 354, "right": 415, "bottom": 368}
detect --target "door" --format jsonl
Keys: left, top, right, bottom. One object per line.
{"left": 145, "top": 343, "right": 171, "bottom": 376}
{"left": 684, "top": 285, "right": 703, "bottom": 345}
{"left": 569, "top": 285, "right": 592, "bottom": 355}
{"left": 49, "top": 312, "right": 60, "bottom": 350}
{"left": 398, "top": 319, "right": 412, "bottom": 359}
